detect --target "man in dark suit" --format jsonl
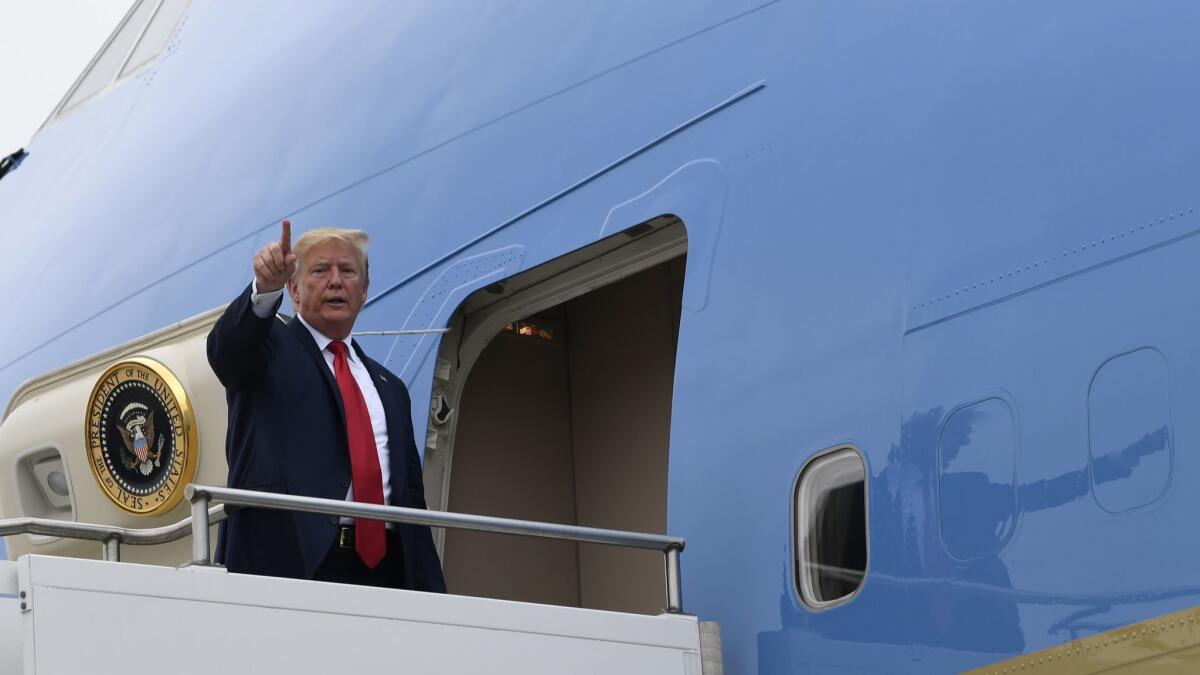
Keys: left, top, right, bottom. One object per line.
{"left": 207, "top": 220, "right": 446, "bottom": 593}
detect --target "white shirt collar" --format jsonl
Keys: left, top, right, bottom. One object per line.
{"left": 295, "top": 312, "right": 357, "bottom": 363}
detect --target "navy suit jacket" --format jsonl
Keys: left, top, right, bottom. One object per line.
{"left": 206, "top": 284, "right": 446, "bottom": 593}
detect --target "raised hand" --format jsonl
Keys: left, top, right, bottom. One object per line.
{"left": 254, "top": 219, "right": 298, "bottom": 293}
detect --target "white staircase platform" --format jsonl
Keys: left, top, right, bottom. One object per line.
{"left": 6, "top": 555, "right": 702, "bottom": 674}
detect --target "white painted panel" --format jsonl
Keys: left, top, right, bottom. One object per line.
{"left": 0, "top": 597, "right": 20, "bottom": 674}
{"left": 0, "top": 560, "right": 15, "bottom": 595}
{"left": 19, "top": 555, "right": 699, "bottom": 675}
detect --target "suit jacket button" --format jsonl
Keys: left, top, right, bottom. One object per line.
{"left": 328, "top": 516, "right": 337, "bottom": 525}
{"left": 341, "top": 478, "right": 351, "bottom": 488}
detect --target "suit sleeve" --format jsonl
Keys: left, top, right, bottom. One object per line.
{"left": 395, "top": 381, "right": 431, "bottom": 509}
{"left": 392, "top": 377, "right": 447, "bottom": 592}
{"left": 206, "top": 283, "right": 282, "bottom": 391}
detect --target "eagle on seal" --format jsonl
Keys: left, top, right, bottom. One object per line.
{"left": 117, "top": 402, "right": 163, "bottom": 476}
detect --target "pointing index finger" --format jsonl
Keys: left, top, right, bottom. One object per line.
{"left": 280, "top": 219, "right": 292, "bottom": 255}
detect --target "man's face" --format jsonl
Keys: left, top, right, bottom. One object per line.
{"left": 287, "top": 238, "right": 368, "bottom": 341}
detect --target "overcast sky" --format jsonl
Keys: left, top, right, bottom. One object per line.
{"left": 0, "top": 1, "right": 130, "bottom": 155}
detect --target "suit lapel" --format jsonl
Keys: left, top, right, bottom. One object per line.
{"left": 287, "top": 317, "right": 346, "bottom": 426}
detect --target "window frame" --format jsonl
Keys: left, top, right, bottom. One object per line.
{"left": 120, "top": 0, "right": 190, "bottom": 78}
{"left": 43, "top": 0, "right": 191, "bottom": 129}
{"left": 792, "top": 444, "right": 870, "bottom": 611}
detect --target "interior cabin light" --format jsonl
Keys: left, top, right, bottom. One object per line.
{"left": 504, "top": 321, "right": 554, "bottom": 341}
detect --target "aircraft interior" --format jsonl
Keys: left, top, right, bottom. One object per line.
{"left": 426, "top": 219, "right": 686, "bottom": 614}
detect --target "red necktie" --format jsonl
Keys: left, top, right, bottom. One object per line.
{"left": 327, "top": 341, "right": 386, "bottom": 569}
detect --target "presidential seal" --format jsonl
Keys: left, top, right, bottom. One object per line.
{"left": 85, "top": 357, "right": 198, "bottom": 514}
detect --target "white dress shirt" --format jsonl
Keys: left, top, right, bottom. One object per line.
{"left": 251, "top": 282, "right": 392, "bottom": 523}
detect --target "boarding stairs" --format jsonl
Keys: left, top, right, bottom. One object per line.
{"left": 0, "top": 485, "right": 721, "bottom": 674}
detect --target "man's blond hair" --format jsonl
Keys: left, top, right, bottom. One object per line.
{"left": 292, "top": 227, "right": 370, "bottom": 283}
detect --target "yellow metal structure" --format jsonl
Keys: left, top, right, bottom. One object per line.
{"left": 967, "top": 606, "right": 1200, "bottom": 674}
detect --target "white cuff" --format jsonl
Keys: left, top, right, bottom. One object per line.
{"left": 250, "top": 279, "right": 284, "bottom": 318}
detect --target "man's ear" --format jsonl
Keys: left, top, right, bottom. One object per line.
{"left": 286, "top": 278, "right": 299, "bottom": 308}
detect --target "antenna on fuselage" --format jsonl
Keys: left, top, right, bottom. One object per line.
{"left": 0, "top": 148, "right": 27, "bottom": 182}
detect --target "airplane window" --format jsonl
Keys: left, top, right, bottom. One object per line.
{"left": 794, "top": 447, "right": 867, "bottom": 609}
{"left": 62, "top": 0, "right": 157, "bottom": 111}
{"left": 122, "top": 0, "right": 191, "bottom": 76}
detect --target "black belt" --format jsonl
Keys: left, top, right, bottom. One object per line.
{"left": 335, "top": 524, "right": 397, "bottom": 549}
{"left": 335, "top": 525, "right": 357, "bottom": 549}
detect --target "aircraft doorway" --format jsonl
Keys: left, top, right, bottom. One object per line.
{"left": 424, "top": 217, "right": 685, "bottom": 614}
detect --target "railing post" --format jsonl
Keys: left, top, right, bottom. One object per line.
{"left": 665, "top": 544, "right": 684, "bottom": 614}
{"left": 189, "top": 488, "right": 211, "bottom": 566}
{"left": 102, "top": 537, "right": 120, "bottom": 562}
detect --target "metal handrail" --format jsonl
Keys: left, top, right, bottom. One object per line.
{"left": 0, "top": 504, "right": 226, "bottom": 562}
{"left": 186, "top": 484, "right": 687, "bottom": 613}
